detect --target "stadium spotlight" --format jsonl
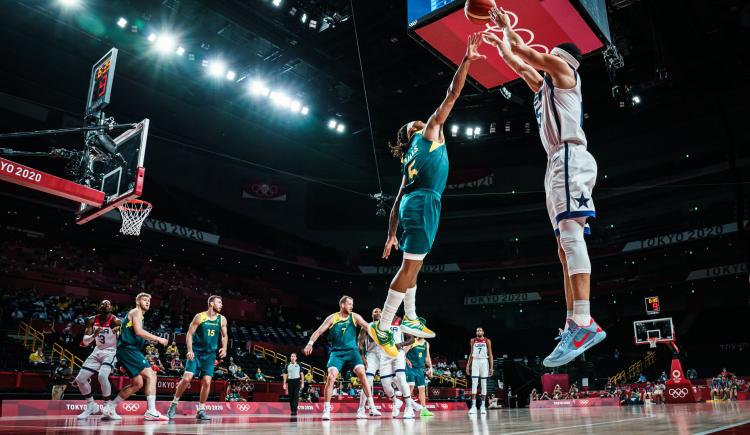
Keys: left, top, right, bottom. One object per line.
{"left": 154, "top": 34, "right": 177, "bottom": 54}
{"left": 226, "top": 70, "right": 236, "bottom": 81}
{"left": 269, "top": 91, "right": 291, "bottom": 108}
{"left": 300, "top": 106, "right": 309, "bottom": 115}
{"left": 336, "top": 124, "right": 345, "bottom": 133}
{"left": 249, "top": 80, "right": 270, "bottom": 96}
{"left": 301, "top": 13, "right": 307, "bottom": 23}
{"left": 328, "top": 119, "right": 337, "bottom": 129}
{"left": 147, "top": 33, "right": 158, "bottom": 43}
{"left": 632, "top": 95, "right": 641, "bottom": 105}
{"left": 208, "top": 60, "right": 227, "bottom": 77}
{"left": 473, "top": 127, "right": 481, "bottom": 137}
{"left": 309, "top": 19, "right": 317, "bottom": 29}
{"left": 272, "top": 0, "right": 282, "bottom": 6}
{"left": 117, "top": 17, "right": 128, "bottom": 28}
{"left": 450, "top": 125, "right": 459, "bottom": 137}
{"left": 465, "top": 127, "right": 473, "bottom": 137}
{"left": 175, "top": 46, "right": 185, "bottom": 56}
{"left": 290, "top": 100, "right": 302, "bottom": 113}
{"left": 58, "top": 0, "right": 79, "bottom": 7}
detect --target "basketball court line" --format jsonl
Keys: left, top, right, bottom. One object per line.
{"left": 693, "top": 419, "right": 750, "bottom": 435}
{"left": 499, "top": 415, "right": 657, "bottom": 434}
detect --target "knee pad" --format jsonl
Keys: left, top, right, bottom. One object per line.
{"left": 559, "top": 219, "right": 591, "bottom": 275}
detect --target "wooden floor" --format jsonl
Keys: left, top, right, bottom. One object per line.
{"left": 1, "top": 402, "right": 749, "bottom": 434}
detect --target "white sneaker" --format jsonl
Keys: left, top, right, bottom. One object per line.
{"left": 77, "top": 401, "right": 100, "bottom": 419}
{"left": 102, "top": 403, "right": 121, "bottom": 420}
{"left": 480, "top": 405, "right": 487, "bottom": 415}
{"left": 356, "top": 408, "right": 367, "bottom": 419}
{"left": 322, "top": 409, "right": 331, "bottom": 420}
{"left": 144, "top": 411, "right": 169, "bottom": 421}
{"left": 392, "top": 397, "right": 402, "bottom": 418}
{"left": 368, "top": 405, "right": 381, "bottom": 417}
{"left": 402, "top": 405, "right": 414, "bottom": 419}
{"left": 468, "top": 406, "right": 477, "bottom": 415}
{"left": 410, "top": 400, "right": 423, "bottom": 412}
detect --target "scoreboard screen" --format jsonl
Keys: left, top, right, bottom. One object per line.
{"left": 645, "top": 296, "right": 661, "bottom": 315}
{"left": 86, "top": 48, "right": 118, "bottom": 115}
{"left": 407, "top": 0, "right": 459, "bottom": 27}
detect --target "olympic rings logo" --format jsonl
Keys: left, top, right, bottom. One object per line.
{"left": 123, "top": 402, "right": 141, "bottom": 412}
{"left": 668, "top": 388, "right": 689, "bottom": 398}
{"left": 483, "top": 10, "right": 549, "bottom": 54}
{"left": 237, "top": 404, "right": 250, "bottom": 412}
{"left": 250, "top": 183, "right": 279, "bottom": 197}
{"left": 672, "top": 369, "right": 682, "bottom": 381}
{"left": 579, "top": 400, "right": 589, "bottom": 405}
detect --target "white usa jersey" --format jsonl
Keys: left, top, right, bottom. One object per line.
{"left": 93, "top": 314, "right": 117, "bottom": 350}
{"left": 377, "top": 320, "right": 405, "bottom": 357}
{"left": 533, "top": 70, "right": 587, "bottom": 157}
{"left": 472, "top": 338, "right": 489, "bottom": 360}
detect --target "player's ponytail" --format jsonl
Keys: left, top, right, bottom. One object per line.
{"left": 389, "top": 123, "right": 411, "bottom": 159}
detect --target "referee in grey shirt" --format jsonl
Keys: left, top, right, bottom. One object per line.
{"left": 283, "top": 353, "right": 304, "bottom": 415}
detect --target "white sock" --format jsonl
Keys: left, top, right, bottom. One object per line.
{"left": 379, "top": 289, "right": 405, "bottom": 331}
{"left": 172, "top": 396, "right": 180, "bottom": 404}
{"left": 324, "top": 402, "right": 331, "bottom": 411}
{"left": 404, "top": 286, "right": 417, "bottom": 319}
{"left": 86, "top": 396, "right": 95, "bottom": 403}
{"left": 572, "top": 300, "right": 591, "bottom": 325}
{"left": 564, "top": 310, "right": 573, "bottom": 330}
{"left": 147, "top": 395, "right": 157, "bottom": 413}
{"left": 197, "top": 403, "right": 205, "bottom": 411}
{"left": 368, "top": 396, "right": 376, "bottom": 408}
{"left": 113, "top": 395, "right": 124, "bottom": 405}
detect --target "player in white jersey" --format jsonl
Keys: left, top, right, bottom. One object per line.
{"left": 379, "top": 317, "right": 419, "bottom": 418}
{"left": 357, "top": 308, "right": 383, "bottom": 416}
{"left": 75, "top": 300, "right": 121, "bottom": 419}
{"left": 482, "top": 7, "right": 606, "bottom": 368}
{"left": 466, "top": 327, "right": 493, "bottom": 414}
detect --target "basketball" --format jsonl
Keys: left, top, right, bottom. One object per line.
{"left": 464, "top": 0, "right": 496, "bottom": 25}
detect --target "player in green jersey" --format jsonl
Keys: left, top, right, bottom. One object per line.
{"left": 404, "top": 336, "right": 434, "bottom": 417}
{"left": 102, "top": 292, "right": 169, "bottom": 421}
{"left": 304, "top": 295, "right": 381, "bottom": 420}
{"left": 370, "top": 33, "right": 486, "bottom": 357}
{"left": 167, "top": 295, "right": 227, "bottom": 421}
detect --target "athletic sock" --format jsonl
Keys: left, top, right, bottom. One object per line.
{"left": 564, "top": 310, "right": 573, "bottom": 331}
{"left": 404, "top": 286, "right": 417, "bottom": 319}
{"left": 147, "top": 395, "right": 157, "bottom": 414}
{"left": 86, "top": 396, "right": 95, "bottom": 403}
{"left": 571, "top": 300, "right": 591, "bottom": 326}
{"left": 379, "top": 289, "right": 405, "bottom": 332}
{"left": 197, "top": 403, "right": 205, "bottom": 411}
{"left": 172, "top": 396, "right": 180, "bottom": 404}
{"left": 113, "top": 395, "right": 124, "bottom": 405}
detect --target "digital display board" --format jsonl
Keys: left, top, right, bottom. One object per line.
{"left": 407, "top": 0, "right": 459, "bottom": 27}
{"left": 409, "top": 0, "right": 608, "bottom": 89}
{"left": 86, "top": 48, "right": 118, "bottom": 115}
{"left": 645, "top": 296, "right": 661, "bottom": 315}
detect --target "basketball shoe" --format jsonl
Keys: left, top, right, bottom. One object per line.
{"left": 543, "top": 318, "right": 606, "bottom": 367}
{"left": 368, "top": 321, "right": 398, "bottom": 358}
{"left": 400, "top": 316, "right": 435, "bottom": 339}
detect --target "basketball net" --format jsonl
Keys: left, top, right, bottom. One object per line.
{"left": 117, "top": 199, "right": 152, "bottom": 236}
{"left": 648, "top": 338, "right": 658, "bottom": 349}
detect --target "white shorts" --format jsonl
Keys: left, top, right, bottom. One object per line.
{"left": 471, "top": 359, "right": 489, "bottom": 379}
{"left": 379, "top": 352, "right": 406, "bottom": 379}
{"left": 544, "top": 144, "right": 597, "bottom": 235}
{"left": 365, "top": 351, "right": 381, "bottom": 377}
{"left": 81, "top": 347, "right": 117, "bottom": 373}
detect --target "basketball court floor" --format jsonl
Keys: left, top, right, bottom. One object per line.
{"left": 0, "top": 402, "right": 748, "bottom": 434}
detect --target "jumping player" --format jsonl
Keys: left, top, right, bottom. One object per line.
{"left": 304, "top": 296, "right": 382, "bottom": 420}
{"left": 404, "top": 336, "right": 434, "bottom": 417}
{"left": 466, "top": 327, "right": 493, "bottom": 414}
{"left": 370, "top": 33, "right": 486, "bottom": 357}
{"left": 75, "top": 300, "right": 121, "bottom": 419}
{"left": 102, "top": 292, "right": 169, "bottom": 421}
{"left": 481, "top": 8, "right": 606, "bottom": 367}
{"left": 167, "top": 295, "right": 227, "bottom": 421}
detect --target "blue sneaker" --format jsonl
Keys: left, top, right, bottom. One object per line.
{"left": 543, "top": 318, "right": 606, "bottom": 367}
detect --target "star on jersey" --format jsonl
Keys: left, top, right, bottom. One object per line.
{"left": 574, "top": 193, "right": 590, "bottom": 208}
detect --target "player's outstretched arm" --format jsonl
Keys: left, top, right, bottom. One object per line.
{"left": 398, "top": 335, "right": 416, "bottom": 350}
{"left": 482, "top": 31, "right": 542, "bottom": 93}
{"left": 383, "top": 176, "right": 407, "bottom": 260}
{"left": 131, "top": 309, "right": 167, "bottom": 346}
{"left": 81, "top": 316, "right": 97, "bottom": 346}
{"left": 466, "top": 338, "right": 474, "bottom": 375}
{"left": 219, "top": 315, "right": 228, "bottom": 358}
{"left": 352, "top": 313, "right": 370, "bottom": 330}
{"left": 488, "top": 7, "right": 572, "bottom": 86}
{"left": 425, "top": 341, "right": 433, "bottom": 377}
{"left": 423, "top": 32, "right": 485, "bottom": 143}
{"left": 185, "top": 313, "right": 201, "bottom": 361}
{"left": 304, "top": 314, "right": 334, "bottom": 355}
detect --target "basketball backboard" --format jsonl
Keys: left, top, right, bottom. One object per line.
{"left": 76, "top": 119, "right": 149, "bottom": 225}
{"left": 633, "top": 317, "right": 675, "bottom": 345}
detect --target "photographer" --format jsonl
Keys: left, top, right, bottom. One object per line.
{"left": 51, "top": 358, "right": 73, "bottom": 400}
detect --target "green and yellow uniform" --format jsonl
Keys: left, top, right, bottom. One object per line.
{"left": 406, "top": 339, "right": 428, "bottom": 387}
{"left": 116, "top": 312, "right": 150, "bottom": 378}
{"left": 326, "top": 312, "right": 363, "bottom": 373}
{"left": 399, "top": 130, "right": 448, "bottom": 255}
{"left": 185, "top": 312, "right": 222, "bottom": 378}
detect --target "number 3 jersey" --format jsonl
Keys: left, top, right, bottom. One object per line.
{"left": 93, "top": 314, "right": 117, "bottom": 350}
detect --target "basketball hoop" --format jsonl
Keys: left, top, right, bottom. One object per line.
{"left": 648, "top": 338, "right": 658, "bottom": 349}
{"left": 117, "top": 199, "right": 152, "bottom": 236}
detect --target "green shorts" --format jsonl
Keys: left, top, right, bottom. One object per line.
{"left": 116, "top": 346, "right": 150, "bottom": 378}
{"left": 184, "top": 353, "right": 215, "bottom": 378}
{"left": 327, "top": 349, "right": 363, "bottom": 374}
{"left": 399, "top": 191, "right": 441, "bottom": 256}
{"left": 406, "top": 366, "right": 426, "bottom": 387}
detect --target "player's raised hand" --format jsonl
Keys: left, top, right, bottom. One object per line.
{"left": 489, "top": 7, "right": 511, "bottom": 30}
{"left": 382, "top": 235, "right": 399, "bottom": 259}
{"left": 466, "top": 32, "right": 486, "bottom": 62}
{"left": 481, "top": 31, "right": 502, "bottom": 47}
